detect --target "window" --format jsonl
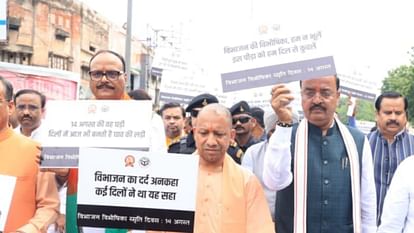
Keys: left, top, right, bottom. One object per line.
{"left": 49, "top": 53, "right": 70, "bottom": 70}
{"left": 0, "top": 51, "right": 31, "bottom": 65}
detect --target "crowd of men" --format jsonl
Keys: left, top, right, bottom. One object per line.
{"left": 1, "top": 49, "right": 414, "bottom": 233}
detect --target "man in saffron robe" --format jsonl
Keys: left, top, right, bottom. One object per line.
{"left": 148, "top": 103, "right": 275, "bottom": 233}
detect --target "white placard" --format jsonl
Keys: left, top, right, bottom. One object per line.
{"left": 40, "top": 100, "right": 152, "bottom": 148}
{"left": 216, "top": 21, "right": 334, "bottom": 115}
{"left": 0, "top": 174, "right": 16, "bottom": 231}
{"left": 0, "top": 0, "right": 6, "bottom": 42}
{"left": 77, "top": 147, "right": 199, "bottom": 231}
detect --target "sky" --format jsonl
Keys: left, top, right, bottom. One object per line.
{"left": 80, "top": 0, "right": 414, "bottom": 86}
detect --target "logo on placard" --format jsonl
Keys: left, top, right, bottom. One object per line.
{"left": 124, "top": 155, "right": 135, "bottom": 167}
{"left": 88, "top": 104, "right": 97, "bottom": 114}
{"left": 139, "top": 157, "right": 150, "bottom": 168}
{"left": 101, "top": 105, "right": 109, "bottom": 112}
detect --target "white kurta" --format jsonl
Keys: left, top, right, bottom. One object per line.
{"left": 242, "top": 140, "right": 276, "bottom": 221}
{"left": 377, "top": 156, "right": 414, "bottom": 233}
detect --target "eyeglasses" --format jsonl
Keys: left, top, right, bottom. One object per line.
{"left": 89, "top": 70, "right": 124, "bottom": 81}
{"left": 301, "top": 89, "right": 335, "bottom": 99}
{"left": 16, "top": 104, "right": 40, "bottom": 112}
{"left": 232, "top": 116, "right": 251, "bottom": 125}
{"left": 191, "top": 109, "right": 200, "bottom": 118}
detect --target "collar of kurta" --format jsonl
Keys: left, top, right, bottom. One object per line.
{"left": 91, "top": 92, "right": 132, "bottom": 100}
{"left": 294, "top": 116, "right": 361, "bottom": 233}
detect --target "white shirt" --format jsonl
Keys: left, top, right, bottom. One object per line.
{"left": 377, "top": 156, "right": 414, "bottom": 233}
{"left": 262, "top": 125, "right": 377, "bottom": 233}
{"left": 14, "top": 122, "right": 45, "bottom": 141}
{"left": 242, "top": 140, "right": 276, "bottom": 221}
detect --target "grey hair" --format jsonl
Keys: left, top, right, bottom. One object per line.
{"left": 198, "top": 103, "right": 232, "bottom": 128}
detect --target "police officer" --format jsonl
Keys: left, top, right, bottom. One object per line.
{"left": 230, "top": 101, "right": 260, "bottom": 153}
{"left": 168, "top": 93, "right": 244, "bottom": 164}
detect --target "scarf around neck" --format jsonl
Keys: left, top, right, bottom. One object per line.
{"left": 294, "top": 116, "right": 361, "bottom": 233}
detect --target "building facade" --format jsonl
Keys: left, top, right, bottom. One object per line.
{"left": 1, "top": 0, "right": 153, "bottom": 100}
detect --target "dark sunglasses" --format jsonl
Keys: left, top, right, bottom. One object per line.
{"left": 191, "top": 109, "right": 200, "bottom": 118}
{"left": 232, "top": 116, "right": 251, "bottom": 125}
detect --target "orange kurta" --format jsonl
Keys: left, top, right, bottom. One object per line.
{"left": 0, "top": 127, "right": 59, "bottom": 233}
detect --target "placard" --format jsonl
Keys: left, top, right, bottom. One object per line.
{"left": 77, "top": 148, "right": 198, "bottom": 232}
{"left": 0, "top": 175, "right": 16, "bottom": 231}
{"left": 40, "top": 100, "right": 152, "bottom": 167}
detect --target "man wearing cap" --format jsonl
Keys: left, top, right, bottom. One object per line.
{"left": 250, "top": 107, "right": 267, "bottom": 141}
{"left": 230, "top": 101, "right": 259, "bottom": 153}
{"left": 169, "top": 93, "right": 244, "bottom": 164}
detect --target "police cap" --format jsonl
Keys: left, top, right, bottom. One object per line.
{"left": 230, "top": 101, "right": 251, "bottom": 116}
{"left": 185, "top": 93, "right": 219, "bottom": 112}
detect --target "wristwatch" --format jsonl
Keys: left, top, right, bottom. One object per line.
{"left": 276, "top": 120, "right": 293, "bottom": 128}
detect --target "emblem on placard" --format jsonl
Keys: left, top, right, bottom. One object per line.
{"left": 88, "top": 104, "right": 97, "bottom": 114}
{"left": 124, "top": 155, "right": 135, "bottom": 167}
{"left": 139, "top": 157, "right": 150, "bottom": 168}
{"left": 101, "top": 105, "right": 109, "bottom": 112}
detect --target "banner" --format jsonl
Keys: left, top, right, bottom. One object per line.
{"left": 0, "top": 62, "right": 79, "bottom": 100}
{"left": 0, "top": 0, "right": 6, "bottom": 42}
{"left": 0, "top": 175, "right": 16, "bottom": 231}
{"left": 39, "top": 100, "right": 152, "bottom": 167}
{"left": 77, "top": 148, "right": 198, "bottom": 232}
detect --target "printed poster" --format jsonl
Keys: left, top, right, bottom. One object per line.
{"left": 77, "top": 148, "right": 199, "bottom": 232}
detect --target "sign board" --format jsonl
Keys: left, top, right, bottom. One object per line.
{"left": 40, "top": 100, "right": 152, "bottom": 167}
{"left": 219, "top": 22, "right": 335, "bottom": 93}
{"left": 0, "top": 0, "right": 6, "bottom": 42}
{"left": 215, "top": 21, "right": 335, "bottom": 112}
{"left": 77, "top": 148, "right": 198, "bottom": 232}
{"left": 0, "top": 174, "right": 16, "bottom": 231}
{"left": 0, "top": 62, "right": 80, "bottom": 100}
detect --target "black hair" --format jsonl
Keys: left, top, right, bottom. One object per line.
{"left": 251, "top": 107, "right": 265, "bottom": 128}
{"left": 160, "top": 102, "right": 185, "bottom": 118}
{"left": 89, "top": 50, "right": 126, "bottom": 72}
{"left": 374, "top": 91, "right": 408, "bottom": 112}
{"left": 127, "top": 89, "right": 152, "bottom": 100}
{"left": 0, "top": 76, "right": 14, "bottom": 101}
{"left": 300, "top": 75, "right": 340, "bottom": 90}
{"left": 14, "top": 89, "right": 47, "bottom": 108}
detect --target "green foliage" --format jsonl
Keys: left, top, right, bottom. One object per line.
{"left": 336, "top": 97, "right": 375, "bottom": 124}
{"left": 381, "top": 48, "right": 414, "bottom": 125}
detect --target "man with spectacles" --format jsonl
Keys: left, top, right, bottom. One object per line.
{"left": 13, "top": 89, "right": 68, "bottom": 233}
{"left": 230, "top": 101, "right": 260, "bottom": 153}
{"left": 263, "top": 75, "right": 377, "bottom": 233}
{"left": 13, "top": 89, "right": 46, "bottom": 139}
{"left": 64, "top": 50, "right": 167, "bottom": 233}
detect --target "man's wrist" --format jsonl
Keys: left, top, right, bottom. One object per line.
{"left": 276, "top": 120, "right": 293, "bottom": 128}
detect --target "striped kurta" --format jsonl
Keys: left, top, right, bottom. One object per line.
{"left": 367, "top": 129, "right": 414, "bottom": 223}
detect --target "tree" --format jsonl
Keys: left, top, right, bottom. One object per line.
{"left": 336, "top": 97, "right": 375, "bottom": 123}
{"left": 381, "top": 47, "right": 414, "bottom": 125}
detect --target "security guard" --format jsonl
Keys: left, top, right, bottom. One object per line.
{"left": 230, "top": 101, "right": 260, "bottom": 153}
{"left": 168, "top": 93, "right": 244, "bottom": 164}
